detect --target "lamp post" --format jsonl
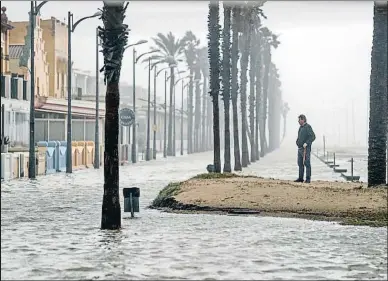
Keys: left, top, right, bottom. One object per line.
{"left": 29, "top": 1, "right": 48, "bottom": 179}
{"left": 66, "top": 10, "right": 101, "bottom": 174}
{"left": 94, "top": 27, "right": 100, "bottom": 169}
{"left": 171, "top": 70, "right": 186, "bottom": 156}
{"left": 157, "top": 66, "right": 173, "bottom": 158}
{"left": 132, "top": 49, "right": 158, "bottom": 163}
{"left": 152, "top": 64, "right": 157, "bottom": 160}
{"left": 174, "top": 76, "right": 190, "bottom": 156}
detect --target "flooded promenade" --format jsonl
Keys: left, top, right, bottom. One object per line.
{"left": 1, "top": 147, "right": 386, "bottom": 280}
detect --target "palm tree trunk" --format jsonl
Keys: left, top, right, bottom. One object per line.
{"left": 207, "top": 86, "right": 212, "bottom": 150}
{"left": 249, "top": 34, "right": 256, "bottom": 163}
{"left": 255, "top": 53, "right": 262, "bottom": 161}
{"left": 222, "top": 3, "right": 232, "bottom": 172}
{"left": 99, "top": 2, "right": 128, "bottom": 230}
{"left": 261, "top": 46, "right": 270, "bottom": 157}
{"left": 208, "top": 1, "right": 221, "bottom": 173}
{"left": 201, "top": 79, "right": 207, "bottom": 152}
{"left": 240, "top": 19, "right": 251, "bottom": 168}
{"left": 167, "top": 67, "right": 174, "bottom": 156}
{"left": 368, "top": 1, "right": 388, "bottom": 186}
{"left": 188, "top": 72, "right": 194, "bottom": 154}
{"left": 231, "top": 6, "right": 242, "bottom": 171}
{"left": 268, "top": 68, "right": 275, "bottom": 152}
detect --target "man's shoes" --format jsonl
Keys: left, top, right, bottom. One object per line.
{"left": 294, "top": 178, "right": 304, "bottom": 182}
{"left": 304, "top": 179, "right": 311, "bottom": 183}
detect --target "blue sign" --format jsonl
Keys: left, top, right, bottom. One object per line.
{"left": 119, "top": 108, "right": 135, "bottom": 127}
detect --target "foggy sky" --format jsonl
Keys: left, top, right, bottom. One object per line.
{"left": 3, "top": 1, "right": 373, "bottom": 147}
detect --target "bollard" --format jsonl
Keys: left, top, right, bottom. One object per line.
{"left": 350, "top": 157, "right": 354, "bottom": 181}
{"left": 123, "top": 187, "right": 140, "bottom": 218}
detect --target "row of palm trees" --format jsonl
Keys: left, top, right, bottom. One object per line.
{"left": 143, "top": 2, "right": 287, "bottom": 168}
{"left": 207, "top": 1, "right": 287, "bottom": 173}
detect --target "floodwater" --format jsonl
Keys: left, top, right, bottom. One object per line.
{"left": 1, "top": 148, "right": 386, "bottom": 280}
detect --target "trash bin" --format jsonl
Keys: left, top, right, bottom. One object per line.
{"left": 123, "top": 187, "right": 140, "bottom": 217}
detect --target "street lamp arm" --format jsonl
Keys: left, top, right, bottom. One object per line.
{"left": 35, "top": 1, "right": 48, "bottom": 14}
{"left": 125, "top": 39, "right": 148, "bottom": 50}
{"left": 135, "top": 50, "right": 159, "bottom": 64}
{"left": 72, "top": 12, "right": 101, "bottom": 32}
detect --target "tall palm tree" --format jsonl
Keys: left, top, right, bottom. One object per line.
{"left": 281, "top": 102, "right": 289, "bottom": 142}
{"left": 239, "top": 4, "right": 253, "bottom": 167}
{"left": 260, "top": 27, "right": 280, "bottom": 157}
{"left": 249, "top": 1, "right": 266, "bottom": 161}
{"left": 197, "top": 47, "right": 209, "bottom": 152}
{"left": 208, "top": 0, "right": 221, "bottom": 173}
{"left": 99, "top": 2, "right": 129, "bottom": 230}
{"left": 268, "top": 62, "right": 277, "bottom": 152}
{"left": 368, "top": 1, "right": 387, "bottom": 186}
{"left": 148, "top": 32, "right": 187, "bottom": 156}
{"left": 254, "top": 30, "right": 263, "bottom": 160}
{"left": 222, "top": 2, "right": 232, "bottom": 172}
{"left": 183, "top": 31, "right": 200, "bottom": 154}
{"left": 193, "top": 62, "right": 202, "bottom": 152}
{"left": 231, "top": 5, "right": 242, "bottom": 171}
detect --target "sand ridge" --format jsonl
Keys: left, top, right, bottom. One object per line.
{"left": 173, "top": 177, "right": 387, "bottom": 219}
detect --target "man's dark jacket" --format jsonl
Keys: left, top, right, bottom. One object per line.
{"left": 296, "top": 123, "right": 316, "bottom": 148}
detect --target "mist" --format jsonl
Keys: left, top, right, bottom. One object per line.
{"left": 3, "top": 1, "right": 373, "bottom": 149}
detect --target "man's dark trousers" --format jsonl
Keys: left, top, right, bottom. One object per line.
{"left": 297, "top": 146, "right": 311, "bottom": 180}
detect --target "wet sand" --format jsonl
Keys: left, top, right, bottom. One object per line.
{"left": 151, "top": 174, "right": 388, "bottom": 227}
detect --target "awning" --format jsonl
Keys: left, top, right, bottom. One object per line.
{"left": 36, "top": 103, "right": 105, "bottom": 117}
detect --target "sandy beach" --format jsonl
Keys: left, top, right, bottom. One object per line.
{"left": 151, "top": 174, "right": 388, "bottom": 227}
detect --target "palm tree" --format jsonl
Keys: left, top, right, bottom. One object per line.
{"left": 281, "top": 102, "right": 289, "bottom": 142}
{"left": 239, "top": 4, "right": 253, "bottom": 168}
{"left": 268, "top": 62, "right": 277, "bottom": 152}
{"left": 231, "top": 5, "right": 242, "bottom": 171}
{"left": 368, "top": 1, "right": 387, "bottom": 186}
{"left": 183, "top": 31, "right": 200, "bottom": 154}
{"left": 193, "top": 62, "right": 202, "bottom": 152}
{"left": 248, "top": 1, "right": 266, "bottom": 162}
{"left": 260, "top": 27, "right": 280, "bottom": 157}
{"left": 222, "top": 2, "right": 232, "bottom": 172}
{"left": 197, "top": 47, "right": 209, "bottom": 152}
{"left": 208, "top": 0, "right": 221, "bottom": 173}
{"left": 148, "top": 32, "right": 187, "bottom": 156}
{"left": 254, "top": 30, "right": 263, "bottom": 160}
{"left": 99, "top": 2, "right": 129, "bottom": 230}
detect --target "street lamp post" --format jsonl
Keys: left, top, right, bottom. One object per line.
{"left": 131, "top": 48, "right": 158, "bottom": 163}
{"left": 164, "top": 71, "right": 167, "bottom": 158}
{"left": 173, "top": 75, "right": 190, "bottom": 156}
{"left": 29, "top": 0, "right": 48, "bottom": 179}
{"left": 153, "top": 65, "right": 157, "bottom": 160}
{"left": 94, "top": 27, "right": 100, "bottom": 169}
{"left": 66, "top": 11, "right": 101, "bottom": 174}
{"left": 146, "top": 57, "right": 151, "bottom": 161}
{"left": 156, "top": 66, "right": 172, "bottom": 158}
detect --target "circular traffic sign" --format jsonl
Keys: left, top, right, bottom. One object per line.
{"left": 119, "top": 108, "right": 135, "bottom": 127}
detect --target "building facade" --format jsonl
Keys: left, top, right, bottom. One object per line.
{"left": 8, "top": 12, "right": 50, "bottom": 97}
{"left": 1, "top": 6, "right": 30, "bottom": 149}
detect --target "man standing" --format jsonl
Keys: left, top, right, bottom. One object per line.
{"left": 295, "top": 114, "right": 316, "bottom": 183}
